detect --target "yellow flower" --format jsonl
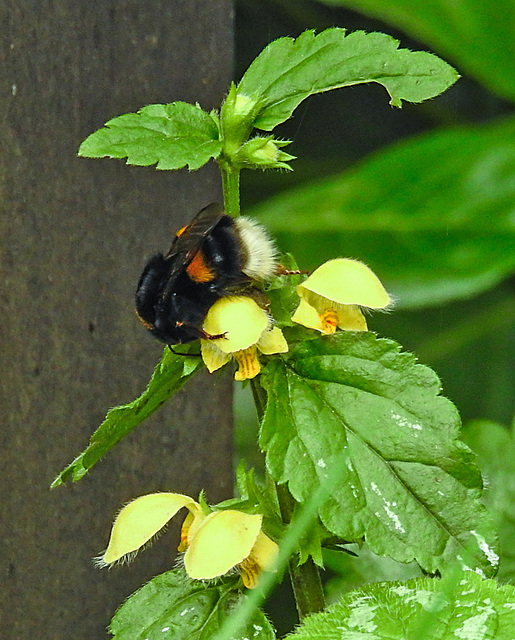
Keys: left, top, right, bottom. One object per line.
{"left": 292, "top": 258, "right": 391, "bottom": 333}
{"left": 184, "top": 510, "right": 279, "bottom": 589}
{"left": 201, "top": 296, "right": 288, "bottom": 380}
{"left": 99, "top": 492, "right": 278, "bottom": 589}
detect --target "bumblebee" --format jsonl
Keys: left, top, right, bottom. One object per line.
{"left": 135, "top": 203, "right": 277, "bottom": 345}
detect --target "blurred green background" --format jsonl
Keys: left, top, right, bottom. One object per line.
{"left": 232, "top": 1, "right": 515, "bottom": 633}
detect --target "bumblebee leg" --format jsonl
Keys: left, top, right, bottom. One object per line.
{"left": 175, "top": 322, "right": 227, "bottom": 342}
{"left": 201, "top": 330, "right": 228, "bottom": 341}
{"left": 167, "top": 345, "right": 201, "bottom": 357}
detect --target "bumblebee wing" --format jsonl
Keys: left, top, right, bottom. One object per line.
{"left": 164, "top": 203, "right": 226, "bottom": 265}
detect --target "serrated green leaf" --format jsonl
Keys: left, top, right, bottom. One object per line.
{"left": 319, "top": 0, "right": 515, "bottom": 103}
{"left": 287, "top": 573, "right": 515, "bottom": 639}
{"left": 251, "top": 116, "right": 515, "bottom": 308}
{"left": 109, "top": 569, "right": 275, "bottom": 640}
{"left": 79, "top": 102, "right": 222, "bottom": 170}
{"left": 51, "top": 350, "right": 203, "bottom": 486}
{"left": 260, "top": 333, "right": 497, "bottom": 575}
{"left": 237, "top": 28, "right": 458, "bottom": 131}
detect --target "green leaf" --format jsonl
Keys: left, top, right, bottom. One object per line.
{"left": 287, "top": 573, "right": 515, "bottom": 640}
{"left": 251, "top": 117, "right": 515, "bottom": 308}
{"left": 260, "top": 332, "right": 497, "bottom": 576}
{"left": 319, "top": 0, "right": 515, "bottom": 103}
{"left": 324, "top": 544, "right": 422, "bottom": 598}
{"left": 215, "top": 462, "right": 284, "bottom": 542}
{"left": 109, "top": 569, "right": 275, "bottom": 640}
{"left": 79, "top": 102, "right": 222, "bottom": 170}
{"left": 266, "top": 254, "right": 305, "bottom": 329}
{"left": 51, "top": 350, "right": 202, "bottom": 486}
{"left": 462, "top": 419, "right": 515, "bottom": 582}
{"left": 237, "top": 28, "right": 458, "bottom": 131}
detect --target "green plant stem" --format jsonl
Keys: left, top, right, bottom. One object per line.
{"left": 249, "top": 376, "right": 266, "bottom": 419}
{"left": 250, "top": 378, "right": 326, "bottom": 620}
{"left": 275, "top": 483, "right": 326, "bottom": 619}
{"left": 220, "top": 160, "right": 241, "bottom": 218}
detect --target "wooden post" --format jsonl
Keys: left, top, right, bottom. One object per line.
{"left": 0, "top": 2, "right": 233, "bottom": 637}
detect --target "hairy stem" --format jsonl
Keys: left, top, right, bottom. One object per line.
{"left": 275, "top": 483, "right": 326, "bottom": 619}
{"left": 250, "top": 376, "right": 266, "bottom": 419}
{"left": 220, "top": 160, "right": 241, "bottom": 218}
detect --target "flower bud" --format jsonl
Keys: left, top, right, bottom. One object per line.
{"left": 236, "top": 136, "right": 295, "bottom": 170}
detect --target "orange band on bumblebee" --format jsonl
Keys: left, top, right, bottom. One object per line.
{"left": 136, "top": 310, "right": 155, "bottom": 330}
{"left": 187, "top": 250, "right": 216, "bottom": 283}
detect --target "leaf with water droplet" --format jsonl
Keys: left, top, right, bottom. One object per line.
{"left": 462, "top": 419, "right": 515, "bottom": 582}
{"left": 109, "top": 569, "right": 275, "bottom": 640}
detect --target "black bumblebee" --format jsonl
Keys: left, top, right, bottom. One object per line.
{"left": 135, "top": 203, "right": 277, "bottom": 345}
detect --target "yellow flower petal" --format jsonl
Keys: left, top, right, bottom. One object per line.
{"left": 336, "top": 304, "right": 368, "bottom": 331}
{"left": 203, "top": 296, "right": 270, "bottom": 353}
{"left": 200, "top": 340, "right": 231, "bottom": 373}
{"left": 298, "top": 258, "right": 391, "bottom": 309}
{"left": 102, "top": 493, "right": 200, "bottom": 565}
{"left": 257, "top": 326, "right": 289, "bottom": 355}
{"left": 184, "top": 510, "right": 262, "bottom": 580}
{"left": 239, "top": 556, "right": 261, "bottom": 589}
{"left": 234, "top": 346, "right": 261, "bottom": 381}
{"left": 292, "top": 298, "right": 368, "bottom": 333}
{"left": 319, "top": 308, "right": 338, "bottom": 333}
{"left": 240, "top": 531, "right": 279, "bottom": 588}
{"left": 251, "top": 531, "right": 279, "bottom": 573}
{"left": 291, "top": 297, "right": 326, "bottom": 332}
{"left": 179, "top": 508, "right": 209, "bottom": 552}
{"left": 178, "top": 511, "right": 196, "bottom": 552}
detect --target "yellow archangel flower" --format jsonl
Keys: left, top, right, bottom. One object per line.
{"left": 99, "top": 493, "right": 278, "bottom": 589}
{"left": 292, "top": 258, "right": 391, "bottom": 333}
{"left": 201, "top": 296, "right": 288, "bottom": 380}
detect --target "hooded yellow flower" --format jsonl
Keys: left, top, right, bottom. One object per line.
{"left": 292, "top": 258, "right": 391, "bottom": 333}
{"left": 184, "top": 510, "right": 279, "bottom": 588}
{"left": 201, "top": 296, "right": 288, "bottom": 380}
{"left": 99, "top": 492, "right": 278, "bottom": 589}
